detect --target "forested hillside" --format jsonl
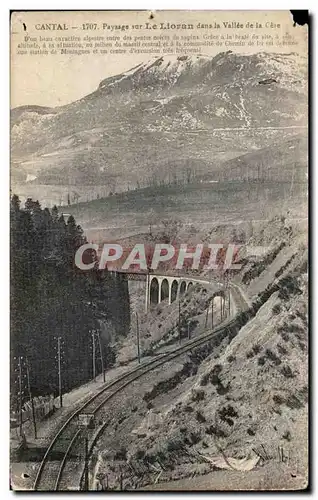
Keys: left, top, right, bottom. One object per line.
{"left": 10, "top": 195, "right": 130, "bottom": 409}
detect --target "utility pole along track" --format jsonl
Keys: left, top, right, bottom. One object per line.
{"left": 34, "top": 287, "right": 248, "bottom": 491}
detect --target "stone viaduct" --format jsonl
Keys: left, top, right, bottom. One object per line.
{"left": 115, "top": 270, "right": 227, "bottom": 314}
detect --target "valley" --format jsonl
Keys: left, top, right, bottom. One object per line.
{"left": 10, "top": 49, "right": 308, "bottom": 491}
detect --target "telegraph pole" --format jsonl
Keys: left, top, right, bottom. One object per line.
{"left": 228, "top": 290, "right": 231, "bottom": 316}
{"left": 220, "top": 296, "right": 223, "bottom": 322}
{"left": 136, "top": 312, "right": 141, "bottom": 363}
{"left": 57, "top": 337, "right": 63, "bottom": 408}
{"left": 289, "top": 161, "right": 295, "bottom": 198}
{"left": 187, "top": 321, "right": 191, "bottom": 340}
{"left": 18, "top": 356, "right": 23, "bottom": 437}
{"left": 92, "top": 332, "right": 96, "bottom": 381}
{"left": 83, "top": 433, "right": 89, "bottom": 490}
{"left": 224, "top": 273, "right": 228, "bottom": 319}
{"left": 178, "top": 300, "right": 181, "bottom": 344}
{"left": 211, "top": 299, "right": 214, "bottom": 329}
{"left": 26, "top": 357, "right": 37, "bottom": 439}
{"left": 97, "top": 332, "right": 105, "bottom": 382}
{"left": 119, "top": 466, "right": 124, "bottom": 490}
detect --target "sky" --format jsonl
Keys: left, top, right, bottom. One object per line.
{"left": 10, "top": 10, "right": 307, "bottom": 108}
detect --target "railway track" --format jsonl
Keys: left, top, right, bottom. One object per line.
{"left": 34, "top": 288, "right": 249, "bottom": 491}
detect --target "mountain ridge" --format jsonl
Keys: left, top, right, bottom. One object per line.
{"left": 11, "top": 51, "right": 307, "bottom": 204}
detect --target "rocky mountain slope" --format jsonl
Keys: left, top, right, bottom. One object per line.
{"left": 11, "top": 51, "right": 307, "bottom": 198}
{"left": 93, "top": 218, "right": 308, "bottom": 490}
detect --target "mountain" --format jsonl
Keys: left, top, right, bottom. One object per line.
{"left": 213, "top": 134, "right": 307, "bottom": 183}
{"left": 11, "top": 51, "right": 307, "bottom": 205}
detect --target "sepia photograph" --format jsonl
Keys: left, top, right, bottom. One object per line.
{"left": 9, "top": 9, "right": 308, "bottom": 491}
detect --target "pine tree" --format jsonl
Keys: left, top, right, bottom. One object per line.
{"left": 10, "top": 195, "right": 131, "bottom": 400}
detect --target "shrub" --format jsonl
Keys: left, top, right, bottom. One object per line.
{"left": 219, "top": 405, "right": 238, "bottom": 426}
{"left": 167, "top": 438, "right": 184, "bottom": 452}
{"left": 272, "top": 304, "right": 281, "bottom": 315}
{"left": 192, "top": 389, "right": 205, "bottom": 402}
{"left": 189, "top": 432, "right": 201, "bottom": 445}
{"left": 135, "top": 449, "right": 145, "bottom": 459}
{"left": 247, "top": 345, "right": 261, "bottom": 359}
{"left": 273, "top": 394, "right": 284, "bottom": 405}
{"left": 227, "top": 355, "right": 236, "bottom": 363}
{"left": 216, "top": 382, "right": 231, "bottom": 395}
{"left": 298, "top": 341, "right": 306, "bottom": 352}
{"left": 277, "top": 343, "right": 288, "bottom": 355}
{"left": 285, "top": 395, "right": 303, "bottom": 409}
{"left": 281, "top": 365, "right": 295, "bottom": 378}
{"left": 144, "top": 361, "right": 196, "bottom": 401}
{"left": 281, "top": 331, "right": 290, "bottom": 342}
{"left": 289, "top": 323, "right": 303, "bottom": 333}
{"left": 278, "top": 275, "right": 301, "bottom": 300}
{"left": 114, "top": 447, "right": 127, "bottom": 460}
{"left": 196, "top": 411, "right": 206, "bottom": 423}
{"left": 210, "top": 364, "right": 223, "bottom": 385}
{"left": 277, "top": 321, "right": 303, "bottom": 337}
{"left": 184, "top": 405, "right": 194, "bottom": 413}
{"left": 252, "top": 344, "right": 262, "bottom": 355}
{"left": 265, "top": 348, "right": 281, "bottom": 365}
{"left": 200, "top": 373, "right": 210, "bottom": 386}
{"left": 282, "top": 430, "right": 292, "bottom": 441}
{"left": 205, "top": 425, "right": 226, "bottom": 437}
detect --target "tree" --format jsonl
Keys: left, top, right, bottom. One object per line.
{"left": 51, "top": 205, "right": 59, "bottom": 222}
{"left": 11, "top": 194, "right": 20, "bottom": 212}
{"left": 72, "top": 191, "right": 80, "bottom": 204}
{"left": 186, "top": 166, "right": 193, "bottom": 184}
{"left": 160, "top": 218, "right": 183, "bottom": 244}
{"left": 10, "top": 196, "right": 131, "bottom": 403}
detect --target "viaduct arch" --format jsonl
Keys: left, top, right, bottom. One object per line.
{"left": 113, "top": 270, "right": 228, "bottom": 316}
{"left": 145, "top": 274, "right": 225, "bottom": 312}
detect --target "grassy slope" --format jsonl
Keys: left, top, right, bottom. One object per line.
{"left": 100, "top": 221, "right": 308, "bottom": 489}
{"left": 64, "top": 181, "right": 307, "bottom": 243}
